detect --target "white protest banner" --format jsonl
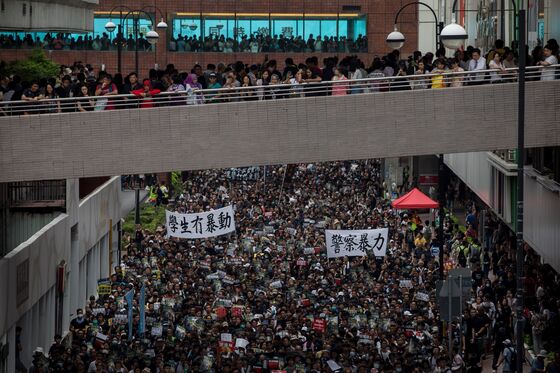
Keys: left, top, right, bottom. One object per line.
{"left": 399, "top": 280, "right": 413, "bottom": 288}
{"left": 226, "top": 167, "right": 261, "bottom": 181}
{"left": 220, "top": 333, "right": 233, "bottom": 343}
{"left": 151, "top": 323, "right": 163, "bottom": 336}
{"left": 325, "top": 228, "right": 389, "bottom": 258}
{"left": 235, "top": 338, "right": 249, "bottom": 350}
{"left": 166, "top": 205, "right": 235, "bottom": 239}
{"left": 416, "top": 292, "right": 430, "bottom": 302}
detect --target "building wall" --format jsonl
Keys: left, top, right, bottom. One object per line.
{"left": 0, "top": 0, "right": 419, "bottom": 75}
{"left": 445, "top": 152, "right": 560, "bottom": 273}
{"left": 544, "top": 0, "right": 560, "bottom": 44}
{"left": 0, "top": 176, "right": 123, "bottom": 370}
{"left": 524, "top": 169, "right": 560, "bottom": 272}
{"left": 444, "top": 152, "right": 493, "bottom": 206}
{"left": 0, "top": 0, "right": 96, "bottom": 32}
{"left": 5, "top": 211, "right": 61, "bottom": 256}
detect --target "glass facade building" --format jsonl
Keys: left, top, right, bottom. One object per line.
{"left": 171, "top": 13, "right": 366, "bottom": 41}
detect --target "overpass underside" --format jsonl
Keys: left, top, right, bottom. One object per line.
{"left": 1, "top": 80, "right": 559, "bottom": 182}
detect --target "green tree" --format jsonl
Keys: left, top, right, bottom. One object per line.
{"left": 6, "top": 49, "right": 59, "bottom": 83}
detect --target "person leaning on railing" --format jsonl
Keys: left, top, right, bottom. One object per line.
{"left": 411, "top": 61, "right": 428, "bottom": 90}
{"left": 94, "top": 75, "right": 118, "bottom": 110}
{"left": 239, "top": 75, "right": 258, "bottom": 101}
{"left": 43, "top": 83, "right": 61, "bottom": 113}
{"left": 450, "top": 58, "right": 465, "bottom": 87}
{"left": 331, "top": 67, "right": 349, "bottom": 96}
{"left": 488, "top": 52, "right": 506, "bottom": 84}
{"left": 468, "top": 48, "right": 488, "bottom": 85}
{"left": 132, "top": 79, "right": 161, "bottom": 109}
{"left": 537, "top": 44, "right": 559, "bottom": 81}
{"left": 76, "top": 84, "right": 95, "bottom": 112}
{"left": 21, "top": 81, "right": 43, "bottom": 115}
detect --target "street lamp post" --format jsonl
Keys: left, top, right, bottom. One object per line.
{"left": 515, "top": 9, "right": 526, "bottom": 373}
{"left": 443, "top": 2, "right": 526, "bottom": 370}
{"left": 105, "top": 6, "right": 167, "bottom": 74}
{"left": 135, "top": 187, "right": 141, "bottom": 225}
{"left": 386, "top": 1, "right": 444, "bottom": 51}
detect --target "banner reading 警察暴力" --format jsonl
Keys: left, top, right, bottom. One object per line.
{"left": 166, "top": 205, "right": 236, "bottom": 239}
{"left": 325, "top": 228, "right": 389, "bottom": 258}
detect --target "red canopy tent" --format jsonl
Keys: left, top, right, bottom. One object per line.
{"left": 391, "top": 188, "right": 439, "bottom": 209}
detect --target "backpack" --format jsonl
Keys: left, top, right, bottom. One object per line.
{"left": 470, "top": 244, "right": 480, "bottom": 262}
{"left": 507, "top": 347, "right": 517, "bottom": 372}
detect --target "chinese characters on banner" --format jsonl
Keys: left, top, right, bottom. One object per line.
{"left": 166, "top": 205, "right": 236, "bottom": 239}
{"left": 97, "top": 278, "right": 111, "bottom": 295}
{"left": 225, "top": 167, "right": 261, "bottom": 181}
{"left": 325, "top": 228, "right": 389, "bottom": 258}
{"left": 313, "top": 318, "right": 326, "bottom": 333}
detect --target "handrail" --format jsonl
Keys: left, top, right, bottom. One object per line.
{"left": 0, "top": 64, "right": 558, "bottom": 116}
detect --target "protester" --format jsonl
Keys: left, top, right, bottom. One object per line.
{"left": 132, "top": 79, "right": 161, "bottom": 109}
{"left": 28, "top": 157, "right": 557, "bottom": 373}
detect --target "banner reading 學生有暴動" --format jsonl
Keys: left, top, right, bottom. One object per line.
{"left": 166, "top": 205, "right": 236, "bottom": 239}
{"left": 325, "top": 228, "right": 389, "bottom": 258}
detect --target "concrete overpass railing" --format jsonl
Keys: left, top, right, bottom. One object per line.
{"left": 0, "top": 66, "right": 559, "bottom": 182}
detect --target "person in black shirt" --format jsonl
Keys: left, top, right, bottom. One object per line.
{"left": 56, "top": 75, "right": 74, "bottom": 112}
{"left": 122, "top": 72, "right": 143, "bottom": 109}
{"left": 469, "top": 308, "right": 490, "bottom": 361}
{"left": 70, "top": 308, "right": 89, "bottom": 331}
{"left": 471, "top": 264, "right": 484, "bottom": 289}
{"left": 21, "top": 82, "right": 43, "bottom": 115}
{"left": 135, "top": 225, "right": 144, "bottom": 250}
{"left": 122, "top": 72, "right": 142, "bottom": 94}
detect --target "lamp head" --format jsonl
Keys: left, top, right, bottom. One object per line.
{"left": 156, "top": 18, "right": 168, "bottom": 30}
{"left": 386, "top": 26, "right": 405, "bottom": 50}
{"left": 105, "top": 20, "right": 117, "bottom": 33}
{"left": 146, "top": 30, "right": 160, "bottom": 45}
{"left": 441, "top": 20, "right": 468, "bottom": 50}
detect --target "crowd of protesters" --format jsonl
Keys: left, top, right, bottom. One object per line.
{"left": 19, "top": 160, "right": 560, "bottom": 373}
{"left": 1, "top": 38, "right": 559, "bottom": 115}
{"left": 0, "top": 32, "right": 369, "bottom": 54}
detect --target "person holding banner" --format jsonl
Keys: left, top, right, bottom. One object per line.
{"left": 38, "top": 159, "right": 553, "bottom": 373}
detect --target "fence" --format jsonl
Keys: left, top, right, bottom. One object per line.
{"left": 0, "top": 64, "right": 558, "bottom": 116}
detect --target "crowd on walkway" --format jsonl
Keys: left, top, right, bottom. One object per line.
{"left": 1, "top": 38, "right": 559, "bottom": 115}
{"left": 18, "top": 160, "right": 560, "bottom": 373}
{"left": 0, "top": 32, "right": 369, "bottom": 54}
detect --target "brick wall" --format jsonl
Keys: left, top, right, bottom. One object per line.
{"left": 0, "top": 0, "right": 421, "bottom": 76}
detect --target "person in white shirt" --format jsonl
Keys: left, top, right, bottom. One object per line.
{"left": 538, "top": 45, "right": 558, "bottom": 81}
{"left": 468, "top": 48, "right": 487, "bottom": 84}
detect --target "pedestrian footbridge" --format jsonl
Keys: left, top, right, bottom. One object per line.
{"left": 1, "top": 67, "right": 559, "bottom": 182}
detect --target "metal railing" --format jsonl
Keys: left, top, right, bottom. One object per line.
{"left": 0, "top": 64, "right": 558, "bottom": 116}
{"left": 6, "top": 180, "right": 66, "bottom": 207}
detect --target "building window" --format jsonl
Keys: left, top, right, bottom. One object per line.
{"left": 94, "top": 16, "right": 154, "bottom": 40}
{"left": 169, "top": 12, "right": 367, "bottom": 52}
{"left": 528, "top": 147, "right": 560, "bottom": 184}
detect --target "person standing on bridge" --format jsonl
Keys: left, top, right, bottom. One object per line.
{"left": 537, "top": 45, "right": 559, "bottom": 81}
{"left": 132, "top": 79, "right": 161, "bottom": 109}
{"left": 94, "top": 75, "right": 118, "bottom": 110}
{"left": 468, "top": 48, "right": 487, "bottom": 85}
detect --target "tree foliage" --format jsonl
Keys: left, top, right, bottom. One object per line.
{"left": 5, "top": 49, "right": 59, "bottom": 82}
